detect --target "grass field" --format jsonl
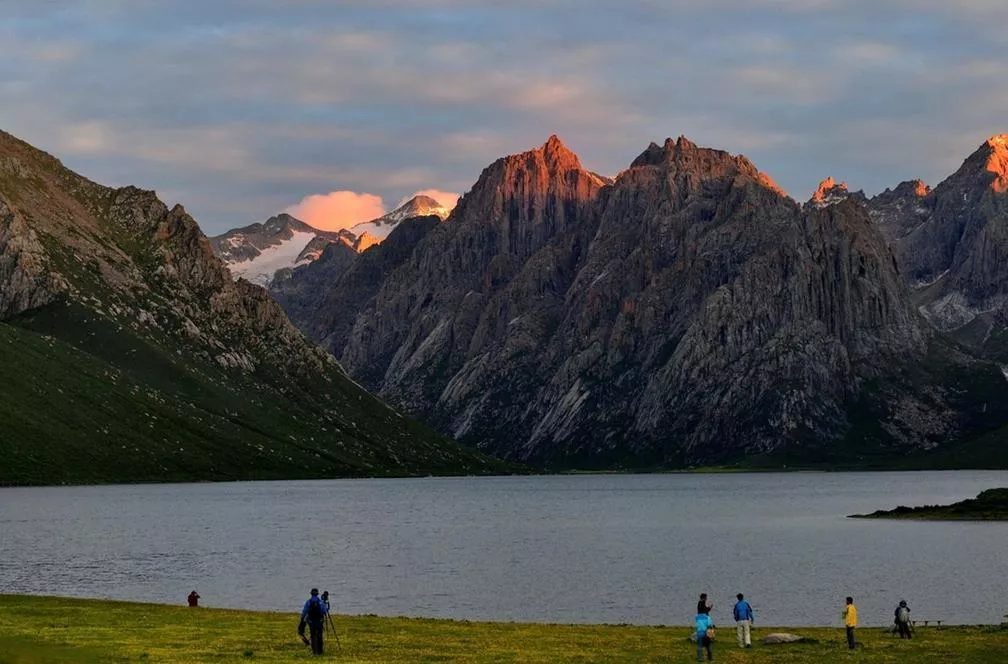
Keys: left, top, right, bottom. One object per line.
{"left": 1, "top": 596, "right": 1006, "bottom": 663}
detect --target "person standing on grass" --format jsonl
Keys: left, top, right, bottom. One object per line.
{"left": 300, "top": 588, "right": 328, "bottom": 655}
{"left": 697, "top": 593, "right": 713, "bottom": 615}
{"left": 695, "top": 610, "right": 715, "bottom": 662}
{"left": 733, "top": 593, "right": 753, "bottom": 648}
{"left": 842, "top": 596, "right": 858, "bottom": 650}
{"left": 186, "top": 590, "right": 200, "bottom": 607}
{"left": 894, "top": 600, "right": 912, "bottom": 639}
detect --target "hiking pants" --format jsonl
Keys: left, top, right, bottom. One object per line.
{"left": 309, "top": 622, "right": 324, "bottom": 655}
{"left": 696, "top": 636, "right": 712, "bottom": 662}
{"left": 736, "top": 619, "right": 751, "bottom": 647}
{"left": 846, "top": 626, "right": 855, "bottom": 649}
{"left": 897, "top": 621, "right": 912, "bottom": 639}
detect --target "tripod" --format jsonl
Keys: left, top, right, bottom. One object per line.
{"left": 322, "top": 594, "right": 342, "bottom": 649}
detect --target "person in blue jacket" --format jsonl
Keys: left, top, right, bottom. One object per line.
{"left": 695, "top": 611, "right": 715, "bottom": 662}
{"left": 733, "top": 593, "right": 754, "bottom": 648}
{"left": 299, "top": 588, "right": 329, "bottom": 655}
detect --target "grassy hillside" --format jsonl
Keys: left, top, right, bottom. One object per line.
{"left": 0, "top": 301, "right": 508, "bottom": 485}
{"left": 1, "top": 595, "right": 1006, "bottom": 663}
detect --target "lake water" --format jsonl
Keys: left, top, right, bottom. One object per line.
{"left": 2, "top": 472, "right": 1007, "bottom": 627}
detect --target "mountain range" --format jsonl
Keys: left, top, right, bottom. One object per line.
{"left": 210, "top": 195, "right": 451, "bottom": 286}
{"left": 4, "top": 125, "right": 1008, "bottom": 482}
{"left": 281, "top": 134, "right": 1008, "bottom": 469}
{"left": 0, "top": 129, "right": 502, "bottom": 485}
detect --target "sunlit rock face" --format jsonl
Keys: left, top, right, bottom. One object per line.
{"left": 868, "top": 136, "right": 1008, "bottom": 349}
{"left": 292, "top": 134, "right": 1008, "bottom": 468}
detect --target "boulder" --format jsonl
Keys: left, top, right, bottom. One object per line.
{"left": 763, "top": 633, "right": 804, "bottom": 644}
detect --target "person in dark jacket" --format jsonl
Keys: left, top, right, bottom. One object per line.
{"left": 186, "top": 590, "right": 200, "bottom": 607}
{"left": 299, "top": 588, "right": 329, "bottom": 655}
{"left": 697, "top": 593, "right": 713, "bottom": 615}
{"left": 733, "top": 593, "right": 753, "bottom": 648}
{"left": 894, "top": 600, "right": 912, "bottom": 639}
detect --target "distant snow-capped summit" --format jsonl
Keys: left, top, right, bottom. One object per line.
{"left": 210, "top": 214, "right": 355, "bottom": 286}
{"left": 349, "top": 195, "right": 452, "bottom": 240}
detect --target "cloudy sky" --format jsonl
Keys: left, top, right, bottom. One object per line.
{"left": 4, "top": 1, "right": 1008, "bottom": 234}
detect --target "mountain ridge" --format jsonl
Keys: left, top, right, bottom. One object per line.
{"left": 0, "top": 128, "right": 505, "bottom": 485}
{"left": 278, "top": 133, "right": 1008, "bottom": 469}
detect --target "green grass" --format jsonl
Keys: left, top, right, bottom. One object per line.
{"left": 1, "top": 596, "right": 1006, "bottom": 663}
{"left": 0, "top": 302, "right": 513, "bottom": 486}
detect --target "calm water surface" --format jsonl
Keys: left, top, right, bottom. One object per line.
{"left": 2, "top": 472, "right": 1007, "bottom": 626}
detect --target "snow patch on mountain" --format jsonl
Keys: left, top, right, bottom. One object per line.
{"left": 228, "top": 230, "right": 317, "bottom": 286}
{"left": 350, "top": 195, "right": 451, "bottom": 241}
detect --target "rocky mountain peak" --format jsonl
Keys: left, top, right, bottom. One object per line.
{"left": 451, "top": 135, "right": 601, "bottom": 230}
{"left": 539, "top": 134, "right": 581, "bottom": 171}
{"left": 808, "top": 176, "right": 850, "bottom": 208}
{"left": 899, "top": 178, "right": 930, "bottom": 198}
{"left": 982, "top": 134, "right": 1008, "bottom": 192}
{"left": 952, "top": 134, "right": 1008, "bottom": 193}
{"left": 627, "top": 135, "right": 786, "bottom": 197}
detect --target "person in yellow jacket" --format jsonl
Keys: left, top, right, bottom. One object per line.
{"left": 842, "top": 596, "right": 858, "bottom": 650}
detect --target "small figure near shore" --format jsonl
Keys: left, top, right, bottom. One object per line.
{"left": 842, "top": 596, "right": 858, "bottom": 650}
{"left": 697, "top": 592, "right": 713, "bottom": 615}
{"left": 186, "top": 590, "right": 200, "bottom": 607}
{"left": 695, "top": 611, "right": 716, "bottom": 662}
{"left": 733, "top": 593, "right": 753, "bottom": 648}
{"left": 299, "top": 588, "right": 329, "bottom": 655}
{"left": 894, "top": 599, "right": 912, "bottom": 639}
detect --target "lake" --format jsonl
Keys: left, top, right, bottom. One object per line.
{"left": 2, "top": 471, "right": 1007, "bottom": 627}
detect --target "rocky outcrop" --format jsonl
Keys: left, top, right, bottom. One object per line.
{"left": 297, "top": 135, "right": 988, "bottom": 468}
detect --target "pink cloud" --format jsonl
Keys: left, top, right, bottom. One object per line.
{"left": 285, "top": 190, "right": 386, "bottom": 231}
{"left": 398, "top": 189, "right": 461, "bottom": 211}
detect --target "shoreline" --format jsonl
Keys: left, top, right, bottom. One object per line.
{"left": 0, "top": 594, "right": 999, "bottom": 629}
{"left": 5, "top": 465, "right": 1007, "bottom": 489}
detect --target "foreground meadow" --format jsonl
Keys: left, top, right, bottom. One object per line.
{"left": 1, "top": 595, "right": 1006, "bottom": 663}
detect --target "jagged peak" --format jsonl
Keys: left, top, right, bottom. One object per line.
{"left": 983, "top": 135, "right": 1008, "bottom": 192}
{"left": 627, "top": 135, "right": 787, "bottom": 197}
{"left": 809, "top": 176, "right": 849, "bottom": 205}
{"left": 537, "top": 134, "right": 582, "bottom": 171}
{"left": 955, "top": 134, "right": 1008, "bottom": 193}
{"left": 895, "top": 179, "right": 930, "bottom": 198}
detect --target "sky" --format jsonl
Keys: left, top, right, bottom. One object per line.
{"left": 3, "top": 1, "right": 1008, "bottom": 235}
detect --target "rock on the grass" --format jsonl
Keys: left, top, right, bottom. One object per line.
{"left": 763, "top": 633, "right": 804, "bottom": 644}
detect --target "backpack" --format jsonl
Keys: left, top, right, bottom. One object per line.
{"left": 896, "top": 606, "right": 910, "bottom": 624}
{"left": 307, "top": 597, "right": 324, "bottom": 623}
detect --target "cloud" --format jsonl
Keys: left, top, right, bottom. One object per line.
{"left": 397, "top": 189, "right": 461, "bottom": 210}
{"left": 285, "top": 191, "right": 386, "bottom": 231}
{"left": 5, "top": 0, "right": 1008, "bottom": 233}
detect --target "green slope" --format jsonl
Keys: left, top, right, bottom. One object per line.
{"left": 0, "top": 301, "right": 507, "bottom": 485}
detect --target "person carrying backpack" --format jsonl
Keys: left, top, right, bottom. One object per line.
{"left": 694, "top": 611, "right": 715, "bottom": 662}
{"left": 299, "top": 588, "right": 329, "bottom": 655}
{"left": 733, "top": 593, "right": 754, "bottom": 648}
{"left": 894, "top": 600, "right": 912, "bottom": 639}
